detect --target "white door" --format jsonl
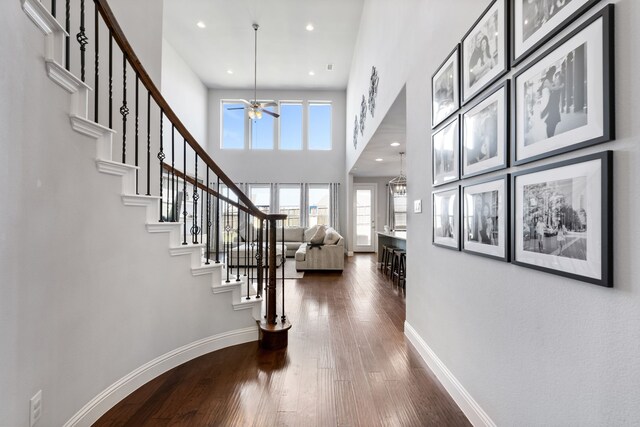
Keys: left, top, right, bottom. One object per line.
{"left": 353, "top": 184, "right": 377, "bottom": 252}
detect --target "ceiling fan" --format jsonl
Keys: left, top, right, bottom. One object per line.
{"left": 227, "top": 23, "right": 279, "bottom": 120}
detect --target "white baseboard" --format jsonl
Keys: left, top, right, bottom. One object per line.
{"left": 63, "top": 326, "right": 259, "bottom": 427}
{"left": 404, "top": 322, "right": 496, "bottom": 427}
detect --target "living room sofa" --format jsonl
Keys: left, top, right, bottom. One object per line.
{"left": 295, "top": 226, "right": 344, "bottom": 271}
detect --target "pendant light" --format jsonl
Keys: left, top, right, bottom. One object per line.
{"left": 389, "top": 152, "right": 407, "bottom": 196}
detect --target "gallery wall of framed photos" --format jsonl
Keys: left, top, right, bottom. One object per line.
{"left": 429, "top": 1, "right": 615, "bottom": 287}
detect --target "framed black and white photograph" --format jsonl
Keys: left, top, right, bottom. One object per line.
{"left": 511, "top": 151, "right": 612, "bottom": 287}
{"left": 461, "top": 0, "right": 509, "bottom": 105}
{"left": 462, "top": 175, "right": 509, "bottom": 261}
{"left": 462, "top": 80, "right": 509, "bottom": 179}
{"left": 433, "top": 186, "right": 460, "bottom": 250}
{"left": 432, "top": 116, "right": 460, "bottom": 187}
{"left": 513, "top": 5, "right": 614, "bottom": 165}
{"left": 512, "top": 0, "right": 600, "bottom": 65}
{"left": 432, "top": 45, "right": 460, "bottom": 128}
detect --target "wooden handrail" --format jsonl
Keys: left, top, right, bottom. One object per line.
{"left": 162, "top": 163, "right": 287, "bottom": 221}
{"left": 94, "top": 0, "right": 275, "bottom": 221}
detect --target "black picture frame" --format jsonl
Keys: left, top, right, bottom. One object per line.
{"left": 462, "top": 174, "right": 510, "bottom": 262}
{"left": 461, "top": 80, "right": 510, "bottom": 179}
{"left": 511, "top": 4, "right": 615, "bottom": 165}
{"left": 461, "top": 0, "right": 510, "bottom": 105}
{"left": 432, "top": 115, "right": 460, "bottom": 187}
{"left": 510, "top": 0, "right": 601, "bottom": 66}
{"left": 432, "top": 186, "right": 461, "bottom": 251}
{"left": 432, "top": 45, "right": 461, "bottom": 128}
{"left": 510, "top": 151, "right": 613, "bottom": 287}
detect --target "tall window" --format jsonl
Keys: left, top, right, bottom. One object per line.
{"left": 308, "top": 102, "right": 332, "bottom": 150}
{"left": 250, "top": 104, "right": 275, "bottom": 150}
{"left": 249, "top": 185, "right": 271, "bottom": 214}
{"left": 279, "top": 186, "right": 301, "bottom": 227}
{"left": 394, "top": 194, "right": 407, "bottom": 230}
{"left": 308, "top": 185, "right": 330, "bottom": 226}
{"left": 221, "top": 102, "right": 245, "bottom": 149}
{"left": 279, "top": 102, "right": 303, "bottom": 150}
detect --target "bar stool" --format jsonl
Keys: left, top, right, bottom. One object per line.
{"left": 381, "top": 245, "right": 396, "bottom": 274}
{"left": 392, "top": 250, "right": 406, "bottom": 287}
{"left": 384, "top": 247, "right": 398, "bottom": 277}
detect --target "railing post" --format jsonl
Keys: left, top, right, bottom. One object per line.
{"left": 258, "top": 215, "right": 291, "bottom": 351}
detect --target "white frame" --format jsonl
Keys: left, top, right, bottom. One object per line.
{"left": 249, "top": 100, "right": 277, "bottom": 150}
{"left": 307, "top": 101, "right": 333, "bottom": 151}
{"left": 278, "top": 101, "right": 304, "bottom": 151}
{"left": 220, "top": 99, "right": 248, "bottom": 150}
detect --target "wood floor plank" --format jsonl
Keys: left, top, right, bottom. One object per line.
{"left": 94, "top": 254, "right": 470, "bottom": 427}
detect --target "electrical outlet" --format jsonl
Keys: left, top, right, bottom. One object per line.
{"left": 30, "top": 390, "right": 42, "bottom": 427}
{"left": 413, "top": 199, "right": 422, "bottom": 213}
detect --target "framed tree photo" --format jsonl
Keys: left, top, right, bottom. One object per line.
{"left": 511, "top": 151, "right": 613, "bottom": 287}
{"left": 511, "top": 0, "right": 601, "bottom": 65}
{"left": 462, "top": 175, "right": 509, "bottom": 261}
{"left": 432, "top": 116, "right": 460, "bottom": 187}
{"left": 461, "top": 0, "right": 509, "bottom": 105}
{"left": 433, "top": 186, "right": 460, "bottom": 250}
{"left": 512, "top": 5, "right": 614, "bottom": 165}
{"left": 432, "top": 45, "right": 460, "bottom": 128}
{"left": 462, "top": 80, "right": 509, "bottom": 179}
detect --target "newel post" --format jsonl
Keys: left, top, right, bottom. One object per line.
{"left": 258, "top": 215, "right": 291, "bottom": 350}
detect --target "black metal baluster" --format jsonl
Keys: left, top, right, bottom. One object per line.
{"left": 51, "top": 0, "right": 56, "bottom": 18}
{"left": 264, "top": 219, "right": 269, "bottom": 304}
{"left": 257, "top": 218, "right": 264, "bottom": 299}
{"left": 65, "top": 0, "right": 70, "bottom": 71}
{"left": 225, "top": 195, "right": 231, "bottom": 283}
{"left": 134, "top": 74, "right": 139, "bottom": 194}
{"left": 205, "top": 168, "right": 211, "bottom": 265}
{"left": 236, "top": 207, "right": 241, "bottom": 282}
{"left": 94, "top": 4, "right": 99, "bottom": 123}
{"left": 120, "top": 55, "right": 128, "bottom": 163}
{"left": 200, "top": 183, "right": 204, "bottom": 245}
{"left": 166, "top": 167, "right": 170, "bottom": 222}
{"left": 76, "top": 0, "right": 88, "bottom": 82}
{"left": 108, "top": 32, "right": 113, "bottom": 128}
{"left": 158, "top": 110, "right": 165, "bottom": 222}
{"left": 146, "top": 92, "right": 151, "bottom": 196}
{"left": 215, "top": 177, "right": 220, "bottom": 263}
{"left": 182, "top": 138, "right": 187, "bottom": 245}
{"left": 192, "top": 154, "right": 199, "bottom": 244}
{"left": 245, "top": 212, "right": 250, "bottom": 299}
{"left": 281, "top": 221, "right": 286, "bottom": 322}
{"left": 171, "top": 125, "right": 176, "bottom": 221}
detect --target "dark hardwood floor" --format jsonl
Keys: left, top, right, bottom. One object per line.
{"left": 94, "top": 254, "right": 470, "bottom": 426}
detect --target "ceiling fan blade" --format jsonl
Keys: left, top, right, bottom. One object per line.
{"left": 260, "top": 108, "right": 280, "bottom": 118}
{"left": 259, "top": 102, "right": 278, "bottom": 108}
{"left": 227, "top": 107, "right": 245, "bottom": 110}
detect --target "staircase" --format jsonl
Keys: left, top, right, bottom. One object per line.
{"left": 17, "top": 0, "right": 290, "bottom": 425}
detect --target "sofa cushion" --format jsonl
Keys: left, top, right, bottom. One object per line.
{"left": 283, "top": 227, "right": 304, "bottom": 242}
{"left": 304, "top": 225, "right": 319, "bottom": 241}
{"left": 309, "top": 226, "right": 326, "bottom": 244}
{"left": 323, "top": 227, "right": 341, "bottom": 245}
{"left": 284, "top": 241, "right": 302, "bottom": 252}
{"left": 295, "top": 244, "right": 307, "bottom": 262}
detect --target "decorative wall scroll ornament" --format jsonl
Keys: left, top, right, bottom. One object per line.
{"left": 359, "top": 95, "right": 367, "bottom": 135}
{"left": 353, "top": 115, "right": 359, "bottom": 149}
{"left": 368, "top": 66, "right": 379, "bottom": 117}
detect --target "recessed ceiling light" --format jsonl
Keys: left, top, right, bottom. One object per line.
{"left": 306, "top": 23, "right": 314, "bottom": 31}
{"left": 196, "top": 21, "right": 206, "bottom": 29}
{"left": 227, "top": 69, "right": 234, "bottom": 75}
{"left": 390, "top": 142, "right": 400, "bottom": 147}
{"left": 308, "top": 71, "right": 315, "bottom": 76}
{"left": 375, "top": 158, "right": 383, "bottom": 162}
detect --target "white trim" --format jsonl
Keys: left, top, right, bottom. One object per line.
{"left": 63, "top": 326, "right": 259, "bottom": 427}
{"left": 404, "top": 321, "right": 496, "bottom": 427}
{"left": 21, "top": 0, "right": 67, "bottom": 35}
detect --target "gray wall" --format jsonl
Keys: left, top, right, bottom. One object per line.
{"left": 348, "top": 0, "right": 640, "bottom": 424}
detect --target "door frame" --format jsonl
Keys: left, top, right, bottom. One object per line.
{"left": 352, "top": 183, "right": 377, "bottom": 252}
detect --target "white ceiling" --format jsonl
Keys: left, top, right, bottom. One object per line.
{"left": 163, "top": 0, "right": 365, "bottom": 90}
{"left": 351, "top": 88, "right": 406, "bottom": 177}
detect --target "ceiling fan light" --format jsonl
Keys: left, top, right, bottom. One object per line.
{"left": 255, "top": 109, "right": 263, "bottom": 119}
{"left": 248, "top": 109, "right": 256, "bottom": 120}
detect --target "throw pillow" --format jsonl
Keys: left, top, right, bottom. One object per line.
{"left": 323, "top": 228, "right": 341, "bottom": 245}
{"left": 304, "top": 225, "right": 319, "bottom": 241}
{"left": 309, "top": 225, "right": 327, "bottom": 244}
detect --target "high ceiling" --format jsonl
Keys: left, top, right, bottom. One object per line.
{"left": 163, "top": 0, "right": 365, "bottom": 90}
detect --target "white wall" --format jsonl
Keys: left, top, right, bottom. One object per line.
{"left": 0, "top": 2, "right": 256, "bottom": 426}
{"left": 348, "top": 0, "right": 640, "bottom": 425}
{"left": 208, "top": 89, "right": 347, "bottom": 233}
{"left": 161, "top": 38, "right": 208, "bottom": 145}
